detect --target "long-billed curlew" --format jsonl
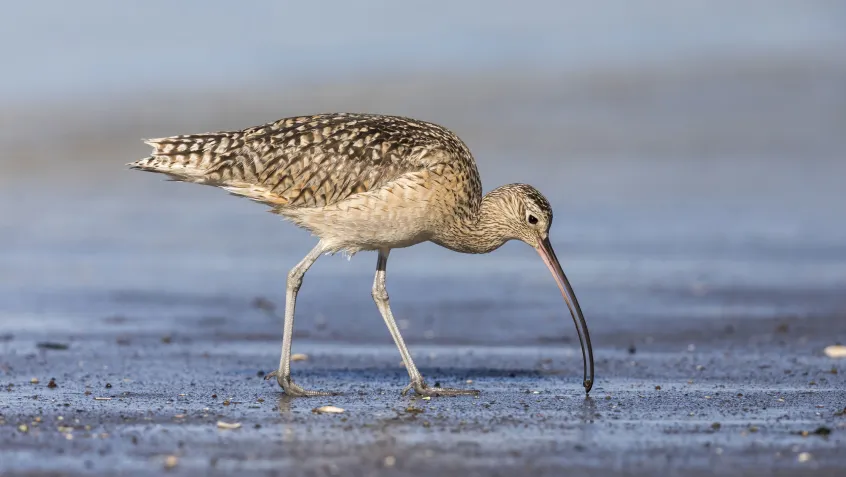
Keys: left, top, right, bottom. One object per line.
{"left": 129, "top": 113, "right": 594, "bottom": 397}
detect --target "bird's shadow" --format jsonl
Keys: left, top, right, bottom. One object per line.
{"left": 263, "top": 366, "right": 585, "bottom": 402}
{"left": 281, "top": 366, "right": 553, "bottom": 381}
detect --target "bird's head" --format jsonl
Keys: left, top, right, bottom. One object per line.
{"left": 487, "top": 183, "right": 595, "bottom": 393}
{"left": 489, "top": 183, "right": 554, "bottom": 247}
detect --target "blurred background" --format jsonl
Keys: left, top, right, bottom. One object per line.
{"left": 1, "top": 0, "right": 844, "bottom": 348}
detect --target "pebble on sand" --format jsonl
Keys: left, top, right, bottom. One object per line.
{"left": 824, "top": 345, "right": 846, "bottom": 358}
{"left": 164, "top": 455, "right": 179, "bottom": 469}
{"left": 291, "top": 353, "right": 308, "bottom": 362}
{"left": 312, "top": 405, "right": 345, "bottom": 414}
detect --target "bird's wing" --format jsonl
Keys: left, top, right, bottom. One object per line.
{"left": 134, "top": 113, "right": 463, "bottom": 209}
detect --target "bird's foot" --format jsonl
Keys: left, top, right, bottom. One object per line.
{"left": 264, "top": 370, "right": 336, "bottom": 397}
{"left": 401, "top": 378, "right": 479, "bottom": 397}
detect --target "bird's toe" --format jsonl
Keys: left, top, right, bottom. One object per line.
{"left": 405, "top": 379, "right": 479, "bottom": 397}
{"left": 270, "top": 373, "right": 337, "bottom": 397}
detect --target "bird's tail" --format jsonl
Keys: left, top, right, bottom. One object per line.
{"left": 127, "top": 132, "right": 241, "bottom": 182}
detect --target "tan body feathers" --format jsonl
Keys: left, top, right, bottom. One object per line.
{"left": 130, "top": 113, "right": 482, "bottom": 254}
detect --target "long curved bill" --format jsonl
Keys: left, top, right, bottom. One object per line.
{"left": 536, "top": 237, "right": 595, "bottom": 393}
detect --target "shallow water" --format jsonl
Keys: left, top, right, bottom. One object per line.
{"left": 1, "top": 148, "right": 845, "bottom": 345}
{"left": 2, "top": 63, "right": 846, "bottom": 340}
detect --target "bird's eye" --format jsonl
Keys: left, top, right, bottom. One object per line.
{"left": 527, "top": 214, "right": 538, "bottom": 225}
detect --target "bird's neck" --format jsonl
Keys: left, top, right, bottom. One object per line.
{"left": 434, "top": 189, "right": 514, "bottom": 254}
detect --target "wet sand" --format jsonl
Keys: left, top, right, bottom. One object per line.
{"left": 1, "top": 301, "right": 844, "bottom": 476}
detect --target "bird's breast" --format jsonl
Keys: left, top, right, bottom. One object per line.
{"left": 279, "top": 172, "right": 446, "bottom": 253}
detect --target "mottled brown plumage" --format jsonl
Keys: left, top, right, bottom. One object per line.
{"left": 129, "top": 113, "right": 594, "bottom": 398}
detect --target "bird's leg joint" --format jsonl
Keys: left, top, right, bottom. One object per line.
{"left": 287, "top": 267, "right": 305, "bottom": 292}
{"left": 371, "top": 281, "right": 389, "bottom": 304}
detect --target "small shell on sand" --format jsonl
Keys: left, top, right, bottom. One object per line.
{"left": 824, "top": 345, "right": 846, "bottom": 358}
{"left": 216, "top": 421, "right": 241, "bottom": 430}
{"left": 291, "top": 353, "right": 308, "bottom": 362}
{"left": 312, "top": 405, "right": 345, "bottom": 414}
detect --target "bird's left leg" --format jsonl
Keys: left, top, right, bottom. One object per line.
{"left": 372, "top": 249, "right": 479, "bottom": 397}
{"left": 264, "top": 241, "right": 334, "bottom": 396}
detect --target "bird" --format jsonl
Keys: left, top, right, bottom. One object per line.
{"left": 128, "top": 113, "right": 594, "bottom": 397}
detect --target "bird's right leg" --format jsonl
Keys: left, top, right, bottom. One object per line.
{"left": 372, "top": 250, "right": 479, "bottom": 397}
{"left": 264, "top": 241, "right": 333, "bottom": 397}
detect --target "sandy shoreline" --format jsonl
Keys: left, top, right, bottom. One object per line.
{"left": 1, "top": 299, "right": 844, "bottom": 476}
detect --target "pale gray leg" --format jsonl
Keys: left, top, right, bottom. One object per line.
{"left": 264, "top": 241, "right": 334, "bottom": 396}
{"left": 372, "top": 249, "right": 478, "bottom": 397}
